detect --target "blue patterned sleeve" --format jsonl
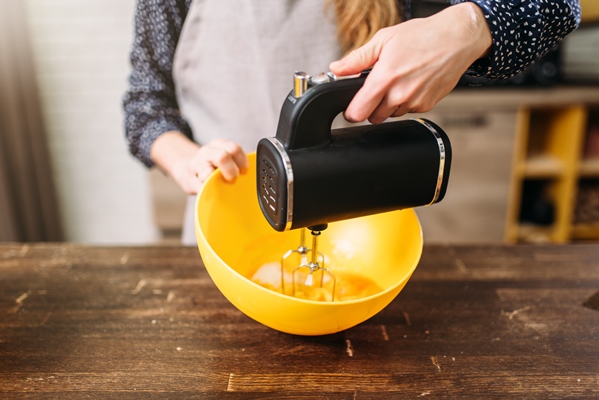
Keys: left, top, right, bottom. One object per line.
{"left": 450, "top": 0, "right": 581, "bottom": 79}
{"left": 123, "top": 0, "right": 192, "bottom": 168}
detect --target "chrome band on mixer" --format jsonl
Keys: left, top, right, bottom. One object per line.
{"left": 414, "top": 118, "right": 447, "bottom": 206}
{"left": 265, "top": 137, "right": 294, "bottom": 231}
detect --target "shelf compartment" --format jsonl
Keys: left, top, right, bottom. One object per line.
{"left": 517, "top": 223, "right": 555, "bottom": 243}
{"left": 571, "top": 224, "right": 599, "bottom": 240}
{"left": 578, "top": 159, "right": 599, "bottom": 177}
{"left": 516, "top": 178, "right": 561, "bottom": 242}
{"left": 520, "top": 155, "right": 565, "bottom": 178}
{"left": 573, "top": 178, "right": 599, "bottom": 227}
{"left": 525, "top": 107, "right": 587, "bottom": 168}
{"left": 581, "top": 107, "right": 599, "bottom": 165}
{"left": 506, "top": 102, "right": 599, "bottom": 243}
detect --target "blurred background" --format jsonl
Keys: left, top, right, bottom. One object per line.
{"left": 1, "top": 0, "right": 598, "bottom": 245}
{"left": 1, "top": 0, "right": 161, "bottom": 244}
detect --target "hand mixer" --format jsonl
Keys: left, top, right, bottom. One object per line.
{"left": 257, "top": 70, "right": 452, "bottom": 301}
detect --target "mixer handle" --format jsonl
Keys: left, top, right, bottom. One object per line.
{"left": 275, "top": 70, "right": 370, "bottom": 151}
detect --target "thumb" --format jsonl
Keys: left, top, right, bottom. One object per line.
{"left": 329, "top": 39, "right": 381, "bottom": 76}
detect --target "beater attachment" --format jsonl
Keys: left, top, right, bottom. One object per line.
{"left": 284, "top": 224, "right": 336, "bottom": 301}
{"left": 281, "top": 228, "right": 309, "bottom": 294}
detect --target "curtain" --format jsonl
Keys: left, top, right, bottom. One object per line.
{"left": 0, "top": 0, "right": 63, "bottom": 241}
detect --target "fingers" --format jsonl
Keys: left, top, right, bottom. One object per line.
{"left": 370, "top": 95, "right": 410, "bottom": 124}
{"left": 329, "top": 29, "right": 387, "bottom": 76}
{"left": 208, "top": 139, "right": 248, "bottom": 180}
{"left": 194, "top": 139, "right": 248, "bottom": 184}
{"left": 329, "top": 30, "right": 396, "bottom": 123}
{"left": 179, "top": 139, "right": 247, "bottom": 196}
{"left": 344, "top": 69, "right": 390, "bottom": 123}
{"left": 343, "top": 64, "right": 437, "bottom": 124}
{"left": 329, "top": 29, "right": 394, "bottom": 123}
{"left": 389, "top": 103, "right": 412, "bottom": 119}
{"left": 153, "top": 133, "right": 249, "bottom": 195}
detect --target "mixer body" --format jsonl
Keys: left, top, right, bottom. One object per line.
{"left": 257, "top": 70, "right": 452, "bottom": 232}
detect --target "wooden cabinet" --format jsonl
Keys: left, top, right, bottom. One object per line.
{"left": 506, "top": 103, "right": 599, "bottom": 243}
{"left": 580, "top": 0, "right": 599, "bottom": 23}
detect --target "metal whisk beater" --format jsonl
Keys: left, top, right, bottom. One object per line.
{"left": 281, "top": 224, "right": 336, "bottom": 301}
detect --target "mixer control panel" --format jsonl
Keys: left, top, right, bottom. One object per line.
{"left": 259, "top": 156, "right": 278, "bottom": 216}
{"left": 256, "top": 138, "right": 293, "bottom": 232}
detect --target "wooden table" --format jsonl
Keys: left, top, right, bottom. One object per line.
{"left": 1, "top": 243, "right": 599, "bottom": 398}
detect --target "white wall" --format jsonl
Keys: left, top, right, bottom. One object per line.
{"left": 24, "top": 0, "right": 160, "bottom": 244}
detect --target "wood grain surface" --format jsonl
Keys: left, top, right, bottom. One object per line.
{"left": 1, "top": 243, "right": 598, "bottom": 399}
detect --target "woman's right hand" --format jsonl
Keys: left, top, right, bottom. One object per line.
{"left": 329, "top": 2, "right": 492, "bottom": 125}
{"left": 150, "top": 131, "right": 248, "bottom": 195}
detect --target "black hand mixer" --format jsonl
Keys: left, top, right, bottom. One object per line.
{"left": 256, "top": 70, "right": 452, "bottom": 301}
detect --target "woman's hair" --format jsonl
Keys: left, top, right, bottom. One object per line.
{"left": 326, "top": 0, "right": 403, "bottom": 54}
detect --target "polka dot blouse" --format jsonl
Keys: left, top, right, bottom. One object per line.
{"left": 123, "top": 0, "right": 581, "bottom": 168}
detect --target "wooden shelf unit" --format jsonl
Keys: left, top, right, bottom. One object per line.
{"left": 579, "top": 159, "right": 599, "bottom": 176}
{"left": 506, "top": 105, "right": 599, "bottom": 243}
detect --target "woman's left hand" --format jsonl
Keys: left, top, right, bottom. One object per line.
{"left": 329, "top": 2, "right": 492, "bottom": 124}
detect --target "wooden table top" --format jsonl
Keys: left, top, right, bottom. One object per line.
{"left": 1, "top": 243, "right": 599, "bottom": 398}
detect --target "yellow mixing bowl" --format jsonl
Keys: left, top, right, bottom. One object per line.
{"left": 195, "top": 153, "right": 423, "bottom": 336}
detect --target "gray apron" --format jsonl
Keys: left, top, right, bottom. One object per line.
{"left": 173, "top": 0, "right": 343, "bottom": 244}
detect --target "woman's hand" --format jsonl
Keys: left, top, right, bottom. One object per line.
{"left": 150, "top": 131, "right": 248, "bottom": 195}
{"left": 329, "top": 2, "right": 492, "bottom": 124}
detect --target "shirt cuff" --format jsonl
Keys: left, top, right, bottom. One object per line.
{"left": 127, "top": 117, "right": 192, "bottom": 168}
{"left": 453, "top": 0, "right": 580, "bottom": 80}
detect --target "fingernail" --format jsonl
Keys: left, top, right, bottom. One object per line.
{"left": 224, "top": 176, "right": 236, "bottom": 184}
{"left": 343, "top": 111, "right": 357, "bottom": 123}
